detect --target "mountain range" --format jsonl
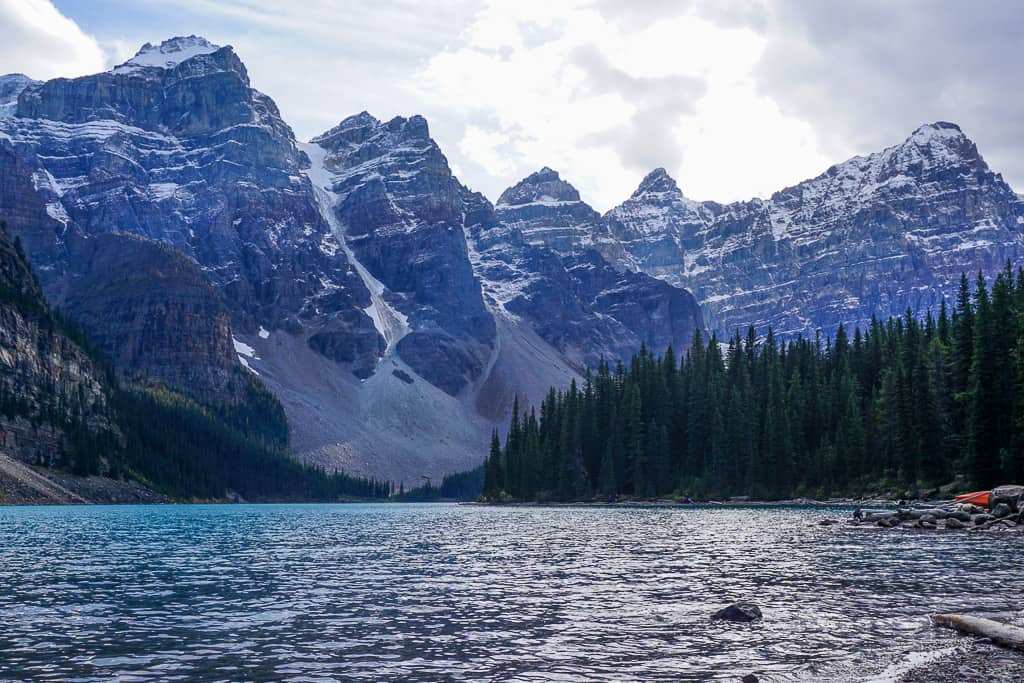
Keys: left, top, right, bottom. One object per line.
{"left": 1, "top": 36, "right": 1021, "bottom": 487}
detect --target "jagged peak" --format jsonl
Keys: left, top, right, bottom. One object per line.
{"left": 497, "top": 167, "right": 582, "bottom": 207}
{"left": 384, "top": 114, "right": 430, "bottom": 139}
{"left": 120, "top": 36, "right": 224, "bottom": 70}
{"left": 533, "top": 166, "right": 561, "bottom": 180}
{"left": 908, "top": 120, "right": 963, "bottom": 141}
{"left": 632, "top": 167, "right": 681, "bottom": 198}
{"left": 312, "top": 112, "right": 438, "bottom": 148}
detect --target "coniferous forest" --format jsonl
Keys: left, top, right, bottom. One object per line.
{"left": 484, "top": 267, "right": 1024, "bottom": 502}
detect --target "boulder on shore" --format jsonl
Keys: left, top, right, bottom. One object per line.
{"left": 992, "top": 503, "right": 1013, "bottom": 519}
{"left": 990, "top": 485, "right": 1023, "bottom": 512}
{"left": 712, "top": 602, "right": 763, "bottom": 622}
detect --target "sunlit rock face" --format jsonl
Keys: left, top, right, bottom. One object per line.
{"left": 601, "top": 123, "right": 1024, "bottom": 337}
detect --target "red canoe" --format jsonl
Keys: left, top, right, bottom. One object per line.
{"left": 953, "top": 490, "right": 991, "bottom": 507}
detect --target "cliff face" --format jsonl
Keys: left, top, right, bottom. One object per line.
{"left": 306, "top": 113, "right": 495, "bottom": 395}
{"left": 0, "top": 225, "right": 116, "bottom": 467}
{"left": 601, "top": 123, "right": 1024, "bottom": 337}
{"left": 57, "top": 233, "right": 242, "bottom": 400}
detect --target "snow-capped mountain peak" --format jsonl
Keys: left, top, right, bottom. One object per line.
{"left": 119, "top": 35, "right": 222, "bottom": 71}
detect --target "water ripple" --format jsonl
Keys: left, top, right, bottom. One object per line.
{"left": 0, "top": 504, "right": 1020, "bottom": 681}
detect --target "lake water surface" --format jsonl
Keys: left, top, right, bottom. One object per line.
{"left": 0, "top": 503, "right": 1021, "bottom": 681}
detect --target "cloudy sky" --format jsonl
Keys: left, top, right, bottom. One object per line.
{"left": 3, "top": 0, "right": 1022, "bottom": 211}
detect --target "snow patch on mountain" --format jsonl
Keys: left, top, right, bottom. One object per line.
{"left": 600, "top": 122, "right": 1024, "bottom": 337}
{"left": 233, "top": 337, "right": 260, "bottom": 375}
{"left": 116, "top": 36, "right": 221, "bottom": 72}
{"left": 300, "top": 141, "right": 410, "bottom": 356}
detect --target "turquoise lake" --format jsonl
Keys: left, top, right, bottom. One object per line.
{"left": 0, "top": 503, "right": 1021, "bottom": 681}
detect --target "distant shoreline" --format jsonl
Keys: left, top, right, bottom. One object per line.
{"left": 461, "top": 498, "right": 921, "bottom": 509}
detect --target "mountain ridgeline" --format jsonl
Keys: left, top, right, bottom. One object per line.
{"left": 484, "top": 267, "right": 1024, "bottom": 501}
{"left": 2, "top": 35, "right": 1023, "bottom": 490}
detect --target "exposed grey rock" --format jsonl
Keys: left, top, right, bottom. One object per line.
{"left": 945, "top": 517, "right": 966, "bottom": 529}
{"left": 473, "top": 168, "right": 702, "bottom": 369}
{"left": 973, "top": 513, "right": 994, "bottom": 525}
{"left": 495, "top": 166, "right": 602, "bottom": 253}
{"left": 0, "top": 37, "right": 382, "bottom": 393}
{"left": 308, "top": 112, "right": 495, "bottom": 395}
{"left": 990, "top": 485, "right": 1024, "bottom": 512}
{"left": 712, "top": 602, "right": 763, "bottom": 622}
{"left": 0, "top": 73, "right": 37, "bottom": 117}
{"left": 58, "top": 233, "right": 245, "bottom": 400}
{"left": 991, "top": 503, "right": 1012, "bottom": 519}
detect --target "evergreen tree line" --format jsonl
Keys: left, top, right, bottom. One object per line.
{"left": 392, "top": 465, "right": 485, "bottom": 502}
{"left": 484, "top": 266, "right": 1024, "bottom": 501}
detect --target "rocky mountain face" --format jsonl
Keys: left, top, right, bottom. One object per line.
{"left": 306, "top": 113, "right": 495, "bottom": 394}
{"left": 601, "top": 123, "right": 1024, "bottom": 336}
{"left": 495, "top": 167, "right": 603, "bottom": 252}
{"left": 0, "top": 37, "right": 704, "bottom": 484}
{"left": 471, "top": 168, "right": 702, "bottom": 370}
{"left": 0, "top": 36, "right": 380, "bottom": 394}
{"left": 0, "top": 225, "right": 116, "bottom": 467}
{"left": 0, "top": 74, "right": 37, "bottom": 117}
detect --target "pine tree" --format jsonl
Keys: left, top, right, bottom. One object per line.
{"left": 483, "top": 429, "right": 504, "bottom": 499}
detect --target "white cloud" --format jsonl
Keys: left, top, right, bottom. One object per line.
{"left": 414, "top": 1, "right": 834, "bottom": 209}
{"left": 0, "top": 0, "right": 105, "bottom": 80}
{"left": 458, "top": 125, "right": 516, "bottom": 177}
{"left": 21, "top": 0, "right": 1024, "bottom": 211}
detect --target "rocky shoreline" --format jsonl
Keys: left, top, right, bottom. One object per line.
{"left": 845, "top": 485, "right": 1024, "bottom": 533}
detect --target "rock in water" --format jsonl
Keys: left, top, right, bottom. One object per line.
{"left": 945, "top": 517, "right": 966, "bottom": 529}
{"left": 712, "top": 602, "right": 763, "bottom": 622}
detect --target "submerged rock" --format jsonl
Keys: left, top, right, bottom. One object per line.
{"left": 713, "top": 602, "right": 763, "bottom": 622}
